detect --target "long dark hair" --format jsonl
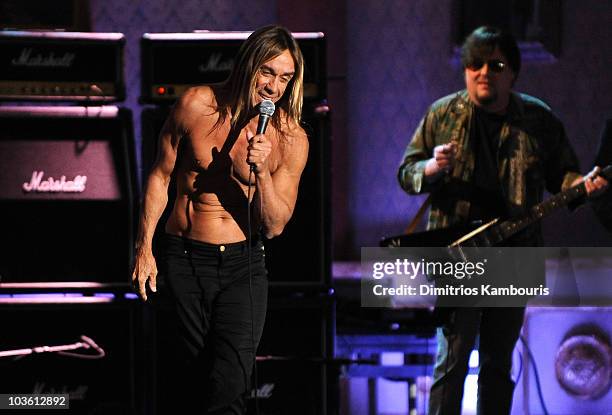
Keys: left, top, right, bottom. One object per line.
{"left": 217, "top": 25, "right": 304, "bottom": 134}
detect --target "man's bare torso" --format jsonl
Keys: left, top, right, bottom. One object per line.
{"left": 165, "top": 86, "right": 283, "bottom": 243}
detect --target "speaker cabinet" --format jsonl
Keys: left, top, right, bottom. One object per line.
{"left": 263, "top": 104, "right": 331, "bottom": 287}
{"left": 0, "top": 299, "right": 140, "bottom": 414}
{"left": 250, "top": 292, "right": 335, "bottom": 415}
{"left": 522, "top": 307, "right": 612, "bottom": 415}
{"left": 0, "top": 106, "right": 137, "bottom": 285}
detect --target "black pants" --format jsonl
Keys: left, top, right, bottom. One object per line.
{"left": 162, "top": 234, "right": 268, "bottom": 415}
{"left": 428, "top": 307, "right": 526, "bottom": 415}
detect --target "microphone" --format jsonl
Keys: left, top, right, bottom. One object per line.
{"left": 250, "top": 99, "right": 275, "bottom": 173}
{"left": 257, "top": 99, "right": 275, "bottom": 135}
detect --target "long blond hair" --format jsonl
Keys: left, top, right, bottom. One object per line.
{"left": 217, "top": 25, "right": 304, "bottom": 135}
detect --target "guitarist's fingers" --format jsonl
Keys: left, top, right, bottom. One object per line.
{"left": 436, "top": 144, "right": 455, "bottom": 156}
{"left": 593, "top": 175, "right": 608, "bottom": 189}
{"left": 435, "top": 151, "right": 454, "bottom": 163}
{"left": 584, "top": 170, "right": 609, "bottom": 196}
{"left": 585, "top": 178, "right": 600, "bottom": 196}
{"left": 446, "top": 142, "right": 457, "bottom": 155}
{"left": 436, "top": 158, "right": 452, "bottom": 171}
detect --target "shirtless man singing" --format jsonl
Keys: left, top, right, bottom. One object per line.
{"left": 132, "top": 25, "right": 308, "bottom": 414}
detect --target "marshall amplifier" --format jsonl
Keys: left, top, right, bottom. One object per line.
{"left": 140, "top": 31, "right": 326, "bottom": 103}
{"left": 0, "top": 31, "right": 125, "bottom": 102}
{"left": 0, "top": 106, "right": 137, "bottom": 285}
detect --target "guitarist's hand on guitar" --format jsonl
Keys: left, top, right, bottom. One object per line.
{"left": 425, "top": 143, "right": 457, "bottom": 179}
{"left": 572, "top": 166, "right": 609, "bottom": 198}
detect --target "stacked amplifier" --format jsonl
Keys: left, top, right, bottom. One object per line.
{"left": 0, "top": 31, "right": 139, "bottom": 414}
{"left": 139, "top": 32, "right": 335, "bottom": 415}
{"left": 0, "top": 31, "right": 136, "bottom": 286}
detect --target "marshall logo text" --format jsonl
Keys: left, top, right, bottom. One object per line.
{"left": 249, "top": 383, "right": 274, "bottom": 399}
{"left": 198, "top": 53, "right": 233, "bottom": 74}
{"left": 11, "top": 48, "right": 76, "bottom": 68}
{"left": 23, "top": 171, "right": 87, "bottom": 193}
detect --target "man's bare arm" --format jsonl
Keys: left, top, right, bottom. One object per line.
{"left": 247, "top": 124, "right": 308, "bottom": 238}
{"left": 131, "top": 90, "right": 196, "bottom": 300}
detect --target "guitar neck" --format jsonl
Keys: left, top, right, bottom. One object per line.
{"left": 394, "top": 166, "right": 610, "bottom": 249}
{"left": 497, "top": 183, "right": 587, "bottom": 240}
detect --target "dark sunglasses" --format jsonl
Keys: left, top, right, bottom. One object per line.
{"left": 467, "top": 59, "right": 507, "bottom": 73}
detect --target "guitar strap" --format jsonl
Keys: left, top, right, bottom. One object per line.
{"left": 404, "top": 193, "right": 432, "bottom": 234}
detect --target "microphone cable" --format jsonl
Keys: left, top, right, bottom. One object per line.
{"left": 246, "top": 100, "right": 273, "bottom": 415}
{"left": 247, "top": 164, "right": 260, "bottom": 415}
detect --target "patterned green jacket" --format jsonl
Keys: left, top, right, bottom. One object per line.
{"left": 398, "top": 89, "right": 581, "bottom": 243}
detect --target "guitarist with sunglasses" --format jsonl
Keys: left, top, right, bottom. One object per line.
{"left": 398, "top": 26, "right": 608, "bottom": 415}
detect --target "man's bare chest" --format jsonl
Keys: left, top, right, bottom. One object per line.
{"left": 182, "top": 127, "right": 280, "bottom": 185}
